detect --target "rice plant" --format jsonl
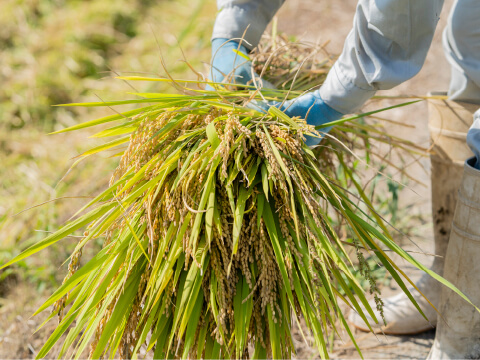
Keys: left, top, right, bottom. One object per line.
{"left": 1, "top": 36, "right": 476, "bottom": 359}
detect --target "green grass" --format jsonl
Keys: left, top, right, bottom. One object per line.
{"left": 0, "top": 0, "right": 215, "bottom": 132}
{"left": 0, "top": 0, "right": 216, "bottom": 289}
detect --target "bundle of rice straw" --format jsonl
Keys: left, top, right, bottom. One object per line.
{"left": 1, "top": 35, "right": 473, "bottom": 360}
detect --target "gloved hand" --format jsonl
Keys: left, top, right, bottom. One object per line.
{"left": 466, "top": 109, "right": 480, "bottom": 170}
{"left": 207, "top": 38, "right": 275, "bottom": 90}
{"left": 208, "top": 38, "right": 254, "bottom": 89}
{"left": 252, "top": 90, "right": 344, "bottom": 146}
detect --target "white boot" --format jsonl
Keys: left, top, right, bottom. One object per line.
{"left": 427, "top": 157, "right": 480, "bottom": 359}
{"left": 348, "top": 274, "right": 439, "bottom": 335}
{"left": 349, "top": 96, "right": 476, "bottom": 335}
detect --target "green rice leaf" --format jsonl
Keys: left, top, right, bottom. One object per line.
{"left": 50, "top": 106, "right": 159, "bottom": 134}
{"left": 1, "top": 203, "right": 115, "bottom": 270}
{"left": 232, "top": 49, "right": 251, "bottom": 61}
{"left": 206, "top": 121, "right": 221, "bottom": 149}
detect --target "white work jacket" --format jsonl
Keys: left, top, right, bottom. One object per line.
{"left": 212, "top": 0, "right": 480, "bottom": 114}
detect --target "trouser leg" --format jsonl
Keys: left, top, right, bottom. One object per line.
{"left": 427, "top": 156, "right": 480, "bottom": 359}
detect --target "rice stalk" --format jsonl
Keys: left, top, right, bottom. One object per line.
{"left": 2, "top": 35, "right": 477, "bottom": 360}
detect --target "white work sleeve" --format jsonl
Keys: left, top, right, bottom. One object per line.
{"left": 212, "top": 0, "right": 285, "bottom": 51}
{"left": 444, "top": 0, "right": 480, "bottom": 103}
{"left": 320, "top": 0, "right": 445, "bottom": 114}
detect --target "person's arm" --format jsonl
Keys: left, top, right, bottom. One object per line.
{"left": 212, "top": 0, "right": 285, "bottom": 51}
{"left": 320, "top": 0, "right": 445, "bottom": 114}
{"left": 208, "top": 1, "right": 284, "bottom": 87}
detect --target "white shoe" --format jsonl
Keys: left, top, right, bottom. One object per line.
{"left": 349, "top": 274, "right": 438, "bottom": 335}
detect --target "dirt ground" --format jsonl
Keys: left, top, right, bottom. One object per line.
{"left": 0, "top": 0, "right": 464, "bottom": 359}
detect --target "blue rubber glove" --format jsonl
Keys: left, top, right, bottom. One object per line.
{"left": 208, "top": 38, "right": 253, "bottom": 89}
{"left": 466, "top": 109, "right": 480, "bottom": 170}
{"left": 252, "top": 90, "right": 344, "bottom": 146}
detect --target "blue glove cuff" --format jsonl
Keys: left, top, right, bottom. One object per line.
{"left": 211, "top": 38, "right": 249, "bottom": 56}
{"left": 209, "top": 38, "right": 252, "bottom": 87}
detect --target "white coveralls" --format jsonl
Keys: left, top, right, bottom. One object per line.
{"left": 213, "top": 0, "right": 480, "bottom": 357}
{"left": 212, "top": 0, "right": 480, "bottom": 163}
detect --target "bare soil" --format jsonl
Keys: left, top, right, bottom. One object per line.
{"left": 0, "top": 281, "right": 58, "bottom": 358}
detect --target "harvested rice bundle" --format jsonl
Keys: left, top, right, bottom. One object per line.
{"left": 252, "top": 32, "right": 332, "bottom": 92}
{"left": 1, "top": 37, "right": 474, "bottom": 360}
